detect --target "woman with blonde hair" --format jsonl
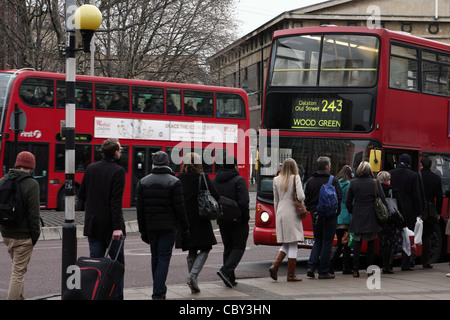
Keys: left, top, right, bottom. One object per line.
{"left": 176, "top": 152, "right": 220, "bottom": 293}
{"left": 269, "top": 158, "right": 305, "bottom": 282}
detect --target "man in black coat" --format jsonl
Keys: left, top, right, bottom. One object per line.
{"left": 390, "top": 153, "right": 423, "bottom": 271}
{"left": 212, "top": 156, "right": 249, "bottom": 288}
{"left": 136, "top": 151, "right": 189, "bottom": 299}
{"left": 79, "top": 138, "right": 126, "bottom": 299}
{"left": 420, "top": 156, "right": 443, "bottom": 268}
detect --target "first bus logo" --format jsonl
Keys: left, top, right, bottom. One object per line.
{"left": 20, "top": 130, "right": 42, "bottom": 139}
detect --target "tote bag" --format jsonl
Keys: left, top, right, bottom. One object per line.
{"left": 197, "top": 173, "right": 222, "bottom": 220}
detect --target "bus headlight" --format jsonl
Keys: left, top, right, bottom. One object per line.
{"left": 260, "top": 211, "right": 270, "bottom": 223}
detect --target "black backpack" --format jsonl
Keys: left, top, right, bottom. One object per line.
{"left": 0, "top": 174, "right": 31, "bottom": 227}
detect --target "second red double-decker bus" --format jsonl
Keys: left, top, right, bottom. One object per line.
{"left": 0, "top": 69, "right": 250, "bottom": 210}
{"left": 254, "top": 26, "right": 450, "bottom": 262}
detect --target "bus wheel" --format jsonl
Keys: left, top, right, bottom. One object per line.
{"left": 56, "top": 185, "right": 84, "bottom": 212}
{"left": 429, "top": 222, "right": 443, "bottom": 263}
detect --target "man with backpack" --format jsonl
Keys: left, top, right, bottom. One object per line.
{"left": 304, "top": 156, "right": 342, "bottom": 279}
{"left": 0, "top": 151, "right": 41, "bottom": 300}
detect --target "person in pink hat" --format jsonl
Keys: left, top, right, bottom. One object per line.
{"left": 0, "top": 151, "right": 41, "bottom": 300}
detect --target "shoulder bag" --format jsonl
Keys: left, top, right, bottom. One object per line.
{"left": 293, "top": 176, "right": 307, "bottom": 219}
{"left": 385, "top": 189, "right": 404, "bottom": 227}
{"left": 198, "top": 173, "right": 222, "bottom": 220}
{"left": 374, "top": 180, "right": 388, "bottom": 223}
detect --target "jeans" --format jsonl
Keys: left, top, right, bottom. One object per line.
{"left": 88, "top": 236, "right": 125, "bottom": 300}
{"left": 147, "top": 229, "right": 176, "bottom": 300}
{"left": 307, "top": 215, "right": 337, "bottom": 275}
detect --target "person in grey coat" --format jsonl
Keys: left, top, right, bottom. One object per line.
{"left": 346, "top": 161, "right": 385, "bottom": 277}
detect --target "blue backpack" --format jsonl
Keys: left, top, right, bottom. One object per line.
{"left": 316, "top": 175, "right": 339, "bottom": 217}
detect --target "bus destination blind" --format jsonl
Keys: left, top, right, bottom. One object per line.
{"left": 291, "top": 97, "right": 342, "bottom": 130}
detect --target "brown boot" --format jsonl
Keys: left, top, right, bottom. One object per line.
{"left": 269, "top": 251, "right": 286, "bottom": 280}
{"left": 287, "top": 258, "right": 302, "bottom": 282}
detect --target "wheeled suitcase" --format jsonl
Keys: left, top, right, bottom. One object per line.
{"left": 63, "top": 237, "right": 125, "bottom": 300}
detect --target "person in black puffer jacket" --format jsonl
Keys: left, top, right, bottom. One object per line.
{"left": 136, "top": 151, "right": 189, "bottom": 300}
{"left": 212, "top": 156, "right": 249, "bottom": 288}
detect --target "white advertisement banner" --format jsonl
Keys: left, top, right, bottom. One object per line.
{"left": 94, "top": 117, "right": 237, "bottom": 143}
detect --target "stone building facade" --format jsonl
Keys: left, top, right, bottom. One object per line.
{"left": 208, "top": 0, "right": 450, "bottom": 132}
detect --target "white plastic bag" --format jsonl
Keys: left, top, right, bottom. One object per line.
{"left": 402, "top": 227, "right": 414, "bottom": 256}
{"left": 414, "top": 217, "right": 423, "bottom": 245}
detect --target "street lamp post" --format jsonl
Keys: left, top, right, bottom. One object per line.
{"left": 61, "top": 2, "right": 102, "bottom": 296}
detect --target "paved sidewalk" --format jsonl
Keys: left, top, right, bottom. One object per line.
{"left": 44, "top": 262, "right": 450, "bottom": 300}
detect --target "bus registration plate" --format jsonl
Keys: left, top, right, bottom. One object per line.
{"left": 299, "top": 237, "right": 315, "bottom": 246}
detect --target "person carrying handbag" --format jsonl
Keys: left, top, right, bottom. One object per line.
{"left": 176, "top": 152, "right": 220, "bottom": 294}
{"left": 269, "top": 158, "right": 305, "bottom": 282}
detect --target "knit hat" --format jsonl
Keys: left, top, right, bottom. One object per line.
{"left": 399, "top": 153, "right": 411, "bottom": 166}
{"left": 15, "top": 151, "right": 36, "bottom": 169}
{"left": 152, "top": 151, "right": 169, "bottom": 166}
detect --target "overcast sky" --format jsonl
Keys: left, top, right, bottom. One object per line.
{"left": 234, "top": 0, "right": 326, "bottom": 36}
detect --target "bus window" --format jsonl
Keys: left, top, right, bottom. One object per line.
{"left": 132, "top": 86, "right": 164, "bottom": 114}
{"left": 389, "top": 44, "right": 419, "bottom": 91}
{"left": 270, "top": 35, "right": 321, "bottom": 87}
{"left": 424, "top": 153, "right": 450, "bottom": 196}
{"left": 167, "top": 89, "right": 181, "bottom": 115}
{"left": 320, "top": 34, "right": 379, "bottom": 87}
{"left": 55, "top": 143, "right": 92, "bottom": 172}
{"left": 167, "top": 146, "right": 181, "bottom": 173}
{"left": 56, "top": 80, "right": 93, "bottom": 110}
{"left": 422, "top": 50, "right": 450, "bottom": 96}
{"left": 95, "top": 84, "right": 129, "bottom": 112}
{"left": 216, "top": 93, "right": 246, "bottom": 119}
{"left": 183, "top": 90, "right": 214, "bottom": 117}
{"left": 20, "top": 78, "right": 54, "bottom": 107}
{"left": 76, "top": 82, "right": 93, "bottom": 110}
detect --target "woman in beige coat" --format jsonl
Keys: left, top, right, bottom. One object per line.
{"left": 269, "top": 158, "right": 305, "bottom": 281}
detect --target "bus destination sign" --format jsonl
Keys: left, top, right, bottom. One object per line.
{"left": 291, "top": 97, "right": 343, "bottom": 130}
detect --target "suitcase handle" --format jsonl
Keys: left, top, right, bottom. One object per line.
{"left": 104, "top": 235, "right": 125, "bottom": 261}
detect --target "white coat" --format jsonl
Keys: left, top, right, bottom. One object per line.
{"left": 273, "top": 175, "right": 305, "bottom": 243}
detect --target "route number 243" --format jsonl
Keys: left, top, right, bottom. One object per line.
{"left": 322, "top": 99, "right": 343, "bottom": 112}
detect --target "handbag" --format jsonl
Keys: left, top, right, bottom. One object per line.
{"left": 293, "top": 176, "right": 307, "bottom": 219}
{"left": 197, "top": 173, "right": 222, "bottom": 220}
{"left": 385, "top": 189, "right": 405, "bottom": 227}
{"left": 374, "top": 180, "right": 388, "bottom": 223}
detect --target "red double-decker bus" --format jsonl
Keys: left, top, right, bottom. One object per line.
{"left": 0, "top": 69, "right": 250, "bottom": 210}
{"left": 254, "top": 26, "right": 450, "bottom": 262}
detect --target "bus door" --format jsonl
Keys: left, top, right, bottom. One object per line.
{"left": 382, "top": 148, "right": 420, "bottom": 172}
{"left": 131, "top": 146, "right": 161, "bottom": 206}
{"left": 4, "top": 142, "right": 49, "bottom": 208}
